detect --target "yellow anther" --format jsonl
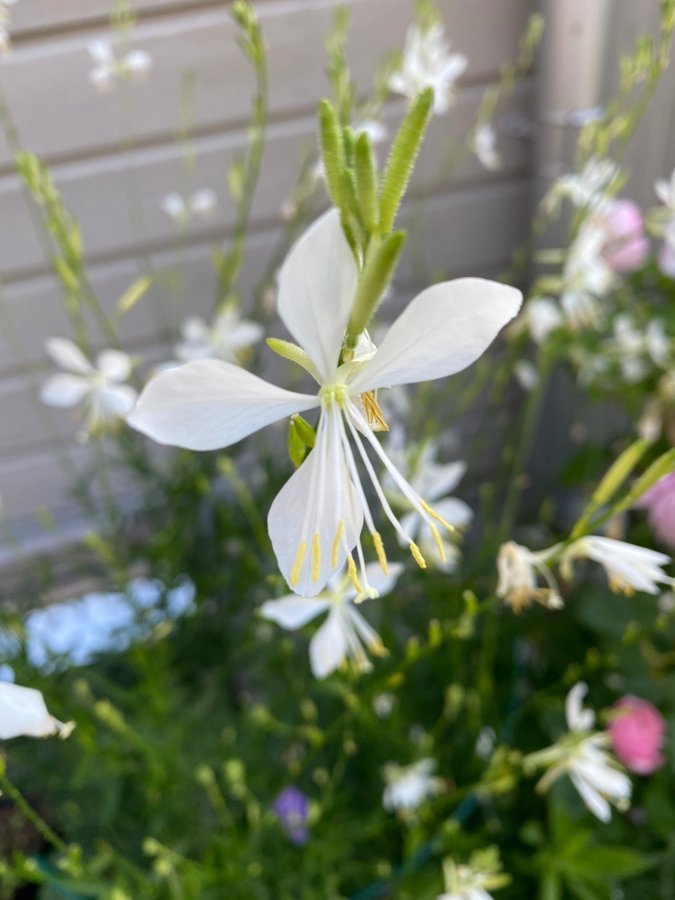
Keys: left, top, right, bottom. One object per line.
{"left": 372, "top": 531, "right": 389, "bottom": 575}
{"left": 347, "top": 555, "right": 363, "bottom": 593}
{"left": 361, "top": 391, "right": 389, "bottom": 432}
{"left": 290, "top": 541, "right": 307, "bottom": 587}
{"left": 421, "top": 500, "right": 456, "bottom": 533}
{"left": 311, "top": 533, "right": 321, "bottom": 582}
{"left": 429, "top": 523, "right": 447, "bottom": 563}
{"left": 409, "top": 541, "right": 427, "bottom": 569}
{"left": 332, "top": 520, "right": 345, "bottom": 567}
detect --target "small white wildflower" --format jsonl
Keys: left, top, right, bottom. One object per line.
{"left": 496, "top": 541, "right": 563, "bottom": 613}
{"left": 388, "top": 22, "right": 467, "bottom": 115}
{"left": 41, "top": 338, "right": 137, "bottom": 432}
{"left": 0, "top": 682, "right": 73, "bottom": 740}
{"left": 373, "top": 692, "right": 396, "bottom": 718}
{"left": 473, "top": 123, "right": 501, "bottom": 172}
{"left": 609, "top": 315, "right": 670, "bottom": 383}
{"left": 561, "top": 536, "right": 673, "bottom": 596}
{"left": 525, "top": 297, "right": 564, "bottom": 344}
{"left": 525, "top": 683, "right": 631, "bottom": 822}
{"left": 88, "top": 38, "right": 151, "bottom": 92}
{"left": 160, "top": 189, "right": 217, "bottom": 227}
{"left": 0, "top": 0, "right": 18, "bottom": 55}
{"left": 174, "top": 304, "right": 263, "bottom": 364}
{"left": 382, "top": 757, "right": 443, "bottom": 812}
{"left": 438, "top": 850, "right": 509, "bottom": 900}
{"left": 560, "top": 219, "right": 614, "bottom": 330}
{"left": 514, "top": 359, "right": 539, "bottom": 392}
{"left": 548, "top": 157, "right": 620, "bottom": 213}
{"left": 260, "top": 563, "right": 402, "bottom": 678}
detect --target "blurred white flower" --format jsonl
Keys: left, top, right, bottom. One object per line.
{"left": 88, "top": 38, "right": 151, "bottom": 92}
{"left": 175, "top": 305, "right": 263, "bottom": 364}
{"left": 514, "top": 359, "right": 539, "bottom": 392}
{"left": 654, "top": 171, "right": 675, "bottom": 272}
{"left": 438, "top": 851, "right": 509, "bottom": 900}
{"left": 373, "top": 691, "right": 396, "bottom": 717}
{"left": 0, "top": 0, "right": 18, "bottom": 55}
{"left": 548, "top": 157, "right": 619, "bottom": 213}
{"left": 161, "top": 189, "right": 217, "bottom": 227}
{"left": 41, "top": 338, "right": 137, "bottom": 431}
{"left": 129, "top": 210, "right": 522, "bottom": 596}
{"left": 496, "top": 541, "right": 563, "bottom": 613}
{"left": 260, "top": 562, "right": 402, "bottom": 678}
{"left": 473, "top": 123, "right": 501, "bottom": 172}
{"left": 609, "top": 315, "right": 670, "bottom": 383}
{"left": 523, "top": 297, "right": 563, "bottom": 344}
{"left": 526, "top": 683, "right": 631, "bottom": 822}
{"left": 388, "top": 23, "right": 467, "bottom": 115}
{"left": 382, "top": 757, "right": 443, "bottom": 811}
{"left": 0, "top": 682, "right": 73, "bottom": 740}
{"left": 560, "top": 219, "right": 614, "bottom": 329}
{"left": 562, "top": 536, "right": 673, "bottom": 596}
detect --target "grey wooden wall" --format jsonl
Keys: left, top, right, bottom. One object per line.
{"left": 0, "top": 0, "right": 535, "bottom": 558}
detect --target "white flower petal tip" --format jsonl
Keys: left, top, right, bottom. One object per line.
{"left": 564, "top": 536, "right": 673, "bottom": 596}
{"left": 0, "top": 682, "right": 73, "bottom": 740}
{"left": 128, "top": 359, "right": 318, "bottom": 451}
{"left": 382, "top": 758, "right": 443, "bottom": 811}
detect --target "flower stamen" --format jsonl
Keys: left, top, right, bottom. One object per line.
{"left": 290, "top": 542, "right": 307, "bottom": 588}
{"left": 347, "top": 555, "right": 363, "bottom": 594}
{"left": 332, "top": 520, "right": 345, "bottom": 568}
{"left": 420, "top": 499, "right": 457, "bottom": 534}
{"left": 372, "top": 531, "right": 389, "bottom": 575}
{"left": 410, "top": 541, "right": 427, "bottom": 569}
{"left": 361, "top": 391, "right": 389, "bottom": 432}
{"left": 311, "top": 533, "right": 321, "bottom": 583}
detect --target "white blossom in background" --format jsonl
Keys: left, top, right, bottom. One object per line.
{"left": 313, "top": 118, "right": 387, "bottom": 183}
{"left": 438, "top": 851, "right": 509, "bottom": 900}
{"left": 561, "top": 536, "right": 673, "bottom": 596}
{"left": 0, "top": 682, "right": 73, "bottom": 740}
{"left": 160, "top": 189, "right": 217, "bottom": 228}
{"left": 260, "top": 562, "right": 402, "bottom": 678}
{"left": 87, "top": 38, "right": 152, "bottom": 92}
{"left": 175, "top": 304, "right": 263, "bottom": 365}
{"left": 525, "top": 683, "right": 631, "bottom": 822}
{"left": 607, "top": 315, "right": 670, "bottom": 383}
{"left": 388, "top": 22, "right": 467, "bottom": 115}
{"left": 560, "top": 219, "right": 614, "bottom": 329}
{"left": 129, "top": 210, "right": 522, "bottom": 597}
{"left": 654, "top": 170, "right": 675, "bottom": 272}
{"left": 382, "top": 757, "right": 444, "bottom": 811}
{"left": 473, "top": 123, "right": 501, "bottom": 172}
{"left": 547, "top": 156, "right": 620, "bottom": 213}
{"left": 496, "top": 541, "right": 564, "bottom": 613}
{"left": 41, "top": 338, "right": 137, "bottom": 432}
{"left": 385, "top": 432, "right": 473, "bottom": 572}
{"left": 514, "top": 359, "right": 539, "bottom": 392}
{"left": 523, "top": 297, "right": 564, "bottom": 344}
{"left": 638, "top": 371, "right": 675, "bottom": 443}
{"left": 0, "top": 0, "right": 18, "bottom": 55}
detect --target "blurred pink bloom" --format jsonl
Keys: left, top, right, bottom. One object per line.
{"left": 600, "top": 200, "right": 649, "bottom": 273}
{"left": 609, "top": 696, "right": 666, "bottom": 775}
{"left": 637, "top": 473, "right": 675, "bottom": 547}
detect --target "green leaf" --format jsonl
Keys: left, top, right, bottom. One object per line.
{"left": 346, "top": 231, "right": 406, "bottom": 343}
{"left": 116, "top": 275, "right": 152, "bottom": 317}
{"left": 615, "top": 448, "right": 675, "bottom": 512}
{"left": 379, "top": 87, "right": 433, "bottom": 234}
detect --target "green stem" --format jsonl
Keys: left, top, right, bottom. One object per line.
{"left": 0, "top": 767, "right": 69, "bottom": 855}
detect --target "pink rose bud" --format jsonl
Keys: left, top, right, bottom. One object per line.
{"left": 601, "top": 200, "right": 649, "bottom": 273}
{"left": 636, "top": 472, "right": 675, "bottom": 547}
{"left": 609, "top": 696, "right": 666, "bottom": 775}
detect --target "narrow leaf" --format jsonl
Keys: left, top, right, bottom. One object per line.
{"left": 615, "top": 448, "right": 675, "bottom": 512}
{"left": 116, "top": 275, "right": 153, "bottom": 317}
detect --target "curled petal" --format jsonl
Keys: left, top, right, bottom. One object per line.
{"left": 268, "top": 412, "right": 363, "bottom": 596}
{"left": 350, "top": 278, "right": 522, "bottom": 393}
{"left": 41, "top": 374, "right": 89, "bottom": 408}
{"left": 128, "top": 359, "right": 318, "bottom": 450}
{"left": 310, "top": 608, "right": 349, "bottom": 678}
{"left": 0, "top": 683, "right": 68, "bottom": 740}
{"left": 277, "top": 209, "right": 358, "bottom": 382}
{"left": 259, "top": 595, "right": 330, "bottom": 630}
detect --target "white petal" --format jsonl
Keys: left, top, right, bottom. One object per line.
{"left": 569, "top": 771, "right": 611, "bottom": 822}
{"left": 41, "top": 374, "right": 89, "bottom": 408}
{"left": 222, "top": 321, "right": 265, "bottom": 352}
{"left": 277, "top": 209, "right": 358, "bottom": 382}
{"left": 310, "top": 609, "right": 349, "bottom": 677}
{"left": 566, "top": 682, "right": 594, "bottom": 732}
{"left": 97, "top": 384, "right": 138, "bottom": 420}
{"left": 87, "top": 39, "right": 113, "bottom": 64}
{"left": 350, "top": 278, "right": 523, "bottom": 393}
{"left": 125, "top": 50, "right": 151, "bottom": 74}
{"left": 97, "top": 349, "right": 132, "bottom": 381}
{"left": 351, "top": 561, "right": 404, "bottom": 599}
{"left": 268, "top": 411, "right": 364, "bottom": 596}
{"left": 259, "top": 595, "right": 329, "bottom": 630}
{"left": 434, "top": 496, "right": 473, "bottom": 529}
{"left": 128, "top": 359, "right": 318, "bottom": 450}
{"left": 424, "top": 460, "right": 467, "bottom": 500}
{"left": 45, "top": 337, "right": 92, "bottom": 374}
{"left": 0, "top": 683, "right": 63, "bottom": 739}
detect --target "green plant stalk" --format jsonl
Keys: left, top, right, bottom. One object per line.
{"left": 0, "top": 766, "right": 69, "bottom": 855}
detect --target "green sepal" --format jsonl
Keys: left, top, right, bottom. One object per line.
{"left": 379, "top": 87, "right": 434, "bottom": 234}
{"left": 354, "top": 132, "right": 379, "bottom": 231}
{"left": 266, "top": 338, "right": 321, "bottom": 382}
{"left": 293, "top": 414, "right": 316, "bottom": 449}
{"left": 288, "top": 415, "right": 316, "bottom": 468}
{"left": 318, "top": 99, "right": 347, "bottom": 210}
{"left": 346, "top": 230, "right": 406, "bottom": 344}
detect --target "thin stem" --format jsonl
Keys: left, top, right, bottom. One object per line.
{"left": 0, "top": 767, "right": 69, "bottom": 854}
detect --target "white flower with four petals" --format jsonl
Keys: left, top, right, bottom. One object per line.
{"left": 388, "top": 23, "right": 467, "bottom": 115}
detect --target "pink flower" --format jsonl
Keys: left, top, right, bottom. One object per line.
{"left": 637, "top": 473, "right": 675, "bottom": 547}
{"left": 609, "top": 696, "right": 666, "bottom": 775}
{"left": 600, "top": 200, "right": 649, "bottom": 273}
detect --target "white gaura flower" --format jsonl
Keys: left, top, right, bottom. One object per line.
{"left": 496, "top": 541, "right": 563, "bottom": 613}
{"left": 388, "top": 23, "right": 467, "bottom": 115}
{"left": 0, "top": 682, "right": 73, "bottom": 740}
{"left": 561, "top": 536, "right": 673, "bottom": 596}
{"left": 41, "top": 338, "right": 137, "bottom": 431}
{"left": 525, "top": 683, "right": 631, "bottom": 822}
{"left": 655, "top": 169, "right": 675, "bottom": 212}
{"left": 382, "top": 757, "right": 443, "bottom": 811}
{"left": 560, "top": 219, "right": 614, "bottom": 329}
{"left": 438, "top": 851, "right": 509, "bottom": 900}
{"left": 88, "top": 39, "right": 152, "bottom": 92}
{"left": 609, "top": 315, "right": 670, "bottom": 383}
{"left": 473, "top": 124, "right": 501, "bottom": 172}
{"left": 260, "top": 562, "right": 402, "bottom": 678}
{"left": 0, "top": 0, "right": 18, "bottom": 55}
{"left": 548, "top": 157, "right": 619, "bottom": 213}
{"left": 161, "top": 189, "right": 217, "bottom": 227}
{"left": 175, "top": 304, "right": 263, "bottom": 364}
{"left": 128, "top": 210, "right": 521, "bottom": 596}
{"left": 525, "top": 297, "right": 563, "bottom": 344}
